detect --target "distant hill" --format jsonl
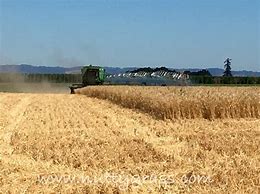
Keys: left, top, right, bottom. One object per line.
{"left": 0, "top": 64, "right": 259, "bottom": 77}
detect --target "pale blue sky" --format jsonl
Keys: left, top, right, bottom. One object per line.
{"left": 0, "top": 0, "right": 259, "bottom": 70}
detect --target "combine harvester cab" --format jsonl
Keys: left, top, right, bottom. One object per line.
{"left": 69, "top": 65, "right": 106, "bottom": 94}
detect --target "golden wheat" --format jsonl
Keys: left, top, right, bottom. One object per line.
{"left": 0, "top": 91, "right": 259, "bottom": 193}
{"left": 76, "top": 86, "right": 260, "bottom": 120}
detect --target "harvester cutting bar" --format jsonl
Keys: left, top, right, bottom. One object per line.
{"left": 69, "top": 83, "right": 83, "bottom": 94}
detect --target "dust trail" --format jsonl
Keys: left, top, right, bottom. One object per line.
{"left": 0, "top": 74, "right": 70, "bottom": 93}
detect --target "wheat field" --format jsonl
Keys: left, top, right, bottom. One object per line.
{"left": 76, "top": 86, "right": 260, "bottom": 120}
{"left": 0, "top": 86, "right": 259, "bottom": 193}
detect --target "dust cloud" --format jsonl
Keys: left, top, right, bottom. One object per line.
{"left": 0, "top": 74, "right": 70, "bottom": 94}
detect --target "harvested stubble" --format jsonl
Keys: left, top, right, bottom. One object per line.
{"left": 0, "top": 93, "right": 259, "bottom": 193}
{"left": 76, "top": 86, "right": 260, "bottom": 120}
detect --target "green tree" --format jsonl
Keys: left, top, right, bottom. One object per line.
{"left": 223, "top": 58, "right": 233, "bottom": 77}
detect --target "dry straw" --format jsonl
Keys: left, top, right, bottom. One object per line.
{"left": 1, "top": 93, "right": 259, "bottom": 193}
{"left": 77, "top": 86, "right": 260, "bottom": 120}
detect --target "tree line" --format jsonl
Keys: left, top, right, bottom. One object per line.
{"left": 190, "top": 76, "right": 260, "bottom": 85}
{"left": 0, "top": 73, "right": 259, "bottom": 85}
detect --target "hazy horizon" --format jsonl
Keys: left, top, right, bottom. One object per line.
{"left": 1, "top": 63, "right": 260, "bottom": 72}
{"left": 0, "top": 0, "right": 259, "bottom": 71}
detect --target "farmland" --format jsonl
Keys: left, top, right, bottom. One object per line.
{"left": 77, "top": 86, "right": 260, "bottom": 120}
{"left": 0, "top": 86, "right": 259, "bottom": 193}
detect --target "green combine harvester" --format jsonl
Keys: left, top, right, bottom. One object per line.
{"left": 69, "top": 65, "right": 106, "bottom": 94}
{"left": 70, "top": 64, "right": 190, "bottom": 93}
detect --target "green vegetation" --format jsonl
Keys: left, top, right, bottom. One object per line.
{"left": 223, "top": 58, "right": 233, "bottom": 77}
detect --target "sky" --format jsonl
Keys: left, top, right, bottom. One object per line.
{"left": 0, "top": 0, "right": 259, "bottom": 71}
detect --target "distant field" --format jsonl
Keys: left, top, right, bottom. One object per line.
{"left": 0, "top": 82, "right": 71, "bottom": 93}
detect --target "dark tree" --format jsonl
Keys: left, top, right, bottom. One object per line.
{"left": 188, "top": 69, "right": 212, "bottom": 77}
{"left": 223, "top": 58, "right": 232, "bottom": 77}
